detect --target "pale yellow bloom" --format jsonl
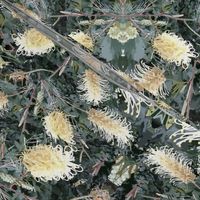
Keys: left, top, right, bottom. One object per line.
{"left": 0, "top": 91, "right": 8, "bottom": 110}
{"left": 12, "top": 3, "right": 41, "bottom": 21}
{"left": 78, "top": 69, "right": 110, "bottom": 105}
{"left": 12, "top": 28, "right": 54, "bottom": 56}
{"left": 170, "top": 120, "right": 200, "bottom": 147}
{"left": 21, "top": 144, "right": 82, "bottom": 182}
{"left": 88, "top": 108, "right": 133, "bottom": 148}
{"left": 145, "top": 146, "right": 196, "bottom": 183}
{"left": 69, "top": 31, "right": 94, "bottom": 50}
{"left": 43, "top": 111, "right": 74, "bottom": 144}
{"left": 90, "top": 188, "right": 110, "bottom": 200}
{"left": 116, "top": 71, "right": 143, "bottom": 117}
{"left": 153, "top": 32, "right": 198, "bottom": 68}
{"left": 9, "top": 71, "right": 27, "bottom": 82}
{"left": 108, "top": 22, "right": 138, "bottom": 43}
{"left": 133, "top": 62, "right": 167, "bottom": 97}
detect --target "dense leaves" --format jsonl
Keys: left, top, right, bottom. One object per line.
{"left": 1, "top": 0, "right": 200, "bottom": 199}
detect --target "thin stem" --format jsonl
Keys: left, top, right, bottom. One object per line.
{"left": 192, "top": 181, "right": 200, "bottom": 190}
{"left": 184, "top": 20, "right": 200, "bottom": 38}
{"left": 181, "top": 60, "right": 196, "bottom": 118}
{"left": 133, "top": 13, "right": 194, "bottom": 21}
{"left": 49, "top": 56, "right": 71, "bottom": 79}
{"left": 55, "top": 94, "right": 88, "bottom": 114}
{"left": 26, "top": 69, "right": 54, "bottom": 74}
{"left": 140, "top": 195, "right": 160, "bottom": 200}
{"left": 7, "top": 89, "right": 27, "bottom": 97}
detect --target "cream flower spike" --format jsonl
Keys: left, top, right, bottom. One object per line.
{"left": 116, "top": 70, "right": 144, "bottom": 117}
{"left": 69, "top": 31, "right": 94, "bottom": 50}
{"left": 0, "top": 91, "right": 8, "bottom": 111}
{"left": 78, "top": 69, "right": 110, "bottom": 105}
{"left": 90, "top": 188, "right": 110, "bottom": 200}
{"left": 21, "top": 144, "right": 83, "bottom": 182}
{"left": 43, "top": 111, "right": 75, "bottom": 144}
{"left": 145, "top": 146, "right": 196, "bottom": 184}
{"left": 12, "top": 28, "right": 55, "bottom": 56}
{"left": 153, "top": 32, "right": 198, "bottom": 68}
{"left": 9, "top": 70, "right": 27, "bottom": 83}
{"left": 170, "top": 120, "right": 200, "bottom": 147}
{"left": 132, "top": 61, "right": 167, "bottom": 98}
{"left": 88, "top": 108, "right": 134, "bottom": 148}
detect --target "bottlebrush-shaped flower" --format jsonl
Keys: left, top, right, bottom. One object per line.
{"left": 132, "top": 61, "right": 167, "bottom": 97}
{"left": 90, "top": 188, "right": 110, "bottom": 200}
{"left": 21, "top": 144, "right": 82, "bottom": 182}
{"left": 43, "top": 111, "right": 74, "bottom": 144}
{"left": 12, "top": 28, "right": 55, "bottom": 56}
{"left": 78, "top": 69, "right": 110, "bottom": 105}
{"left": 69, "top": 31, "right": 94, "bottom": 50}
{"left": 9, "top": 70, "right": 27, "bottom": 82}
{"left": 0, "top": 91, "right": 8, "bottom": 110}
{"left": 153, "top": 32, "right": 198, "bottom": 68}
{"left": 170, "top": 120, "right": 200, "bottom": 147}
{"left": 145, "top": 146, "right": 196, "bottom": 184}
{"left": 116, "top": 70, "right": 144, "bottom": 117}
{"left": 88, "top": 108, "right": 134, "bottom": 148}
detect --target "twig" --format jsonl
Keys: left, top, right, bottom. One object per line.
{"left": 140, "top": 195, "right": 160, "bottom": 200}
{"left": 26, "top": 69, "right": 54, "bottom": 74}
{"left": 192, "top": 181, "right": 200, "bottom": 190}
{"left": 52, "top": 17, "right": 61, "bottom": 26}
{"left": 7, "top": 89, "right": 28, "bottom": 97}
{"left": 184, "top": 20, "right": 200, "bottom": 38}
{"left": 181, "top": 61, "right": 196, "bottom": 118}
{"left": 49, "top": 56, "right": 71, "bottom": 79}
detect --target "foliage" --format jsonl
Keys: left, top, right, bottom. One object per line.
{"left": 1, "top": 0, "right": 200, "bottom": 199}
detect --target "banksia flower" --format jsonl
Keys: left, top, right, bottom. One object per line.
{"left": 90, "top": 188, "right": 110, "bottom": 200}
{"left": 69, "top": 31, "right": 94, "bottom": 50}
{"left": 116, "top": 71, "right": 143, "bottom": 117}
{"left": 170, "top": 120, "right": 200, "bottom": 147}
{"left": 133, "top": 62, "right": 167, "bottom": 97}
{"left": 43, "top": 111, "right": 74, "bottom": 144}
{"left": 0, "top": 91, "right": 8, "bottom": 110}
{"left": 152, "top": 32, "right": 198, "bottom": 68}
{"left": 78, "top": 69, "right": 110, "bottom": 105}
{"left": 9, "top": 71, "right": 27, "bottom": 82}
{"left": 12, "top": 28, "right": 55, "bottom": 56}
{"left": 21, "top": 144, "right": 82, "bottom": 182}
{"left": 108, "top": 22, "right": 138, "bottom": 44}
{"left": 12, "top": 3, "right": 41, "bottom": 21}
{"left": 88, "top": 108, "right": 133, "bottom": 148}
{"left": 145, "top": 146, "right": 196, "bottom": 184}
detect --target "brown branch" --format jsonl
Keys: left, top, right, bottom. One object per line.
{"left": 1, "top": 0, "right": 198, "bottom": 130}
{"left": 181, "top": 61, "right": 196, "bottom": 118}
